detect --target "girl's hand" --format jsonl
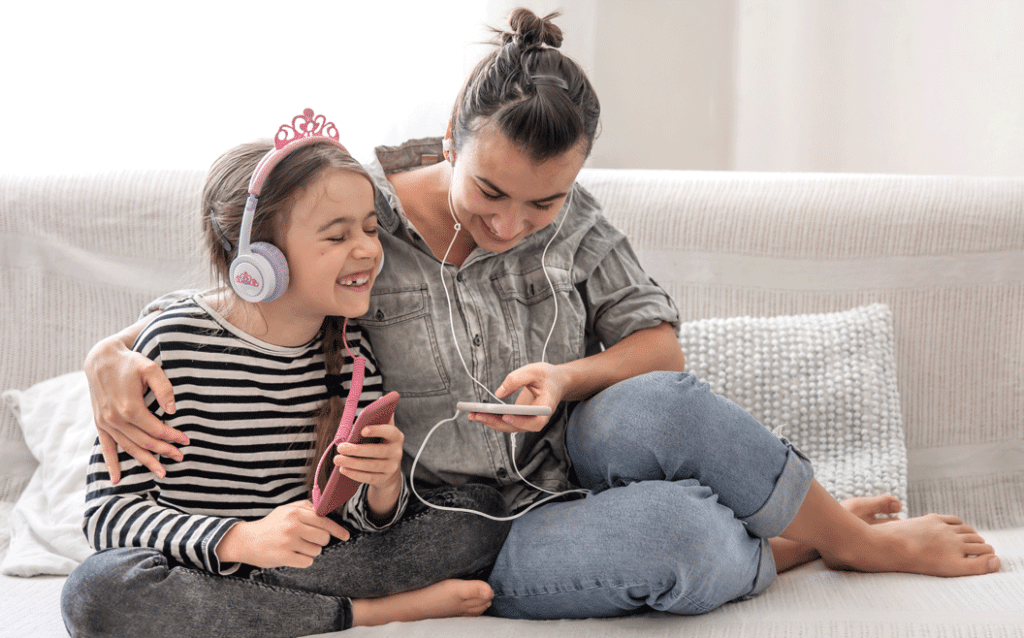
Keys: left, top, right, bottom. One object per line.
{"left": 216, "top": 500, "right": 350, "bottom": 569}
{"left": 334, "top": 420, "right": 405, "bottom": 519}
{"left": 85, "top": 327, "right": 188, "bottom": 483}
{"left": 468, "top": 362, "right": 569, "bottom": 434}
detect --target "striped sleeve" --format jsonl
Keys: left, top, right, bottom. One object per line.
{"left": 83, "top": 456, "right": 242, "bottom": 574}
{"left": 82, "top": 320, "right": 242, "bottom": 574}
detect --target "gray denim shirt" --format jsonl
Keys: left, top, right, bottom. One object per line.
{"left": 362, "top": 138, "right": 680, "bottom": 511}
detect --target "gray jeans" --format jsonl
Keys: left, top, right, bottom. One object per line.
{"left": 61, "top": 485, "right": 510, "bottom": 638}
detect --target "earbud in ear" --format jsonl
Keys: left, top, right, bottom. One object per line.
{"left": 442, "top": 138, "right": 454, "bottom": 165}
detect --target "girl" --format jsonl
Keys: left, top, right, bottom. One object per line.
{"left": 61, "top": 111, "right": 510, "bottom": 638}
{"left": 85, "top": 9, "right": 998, "bottom": 623}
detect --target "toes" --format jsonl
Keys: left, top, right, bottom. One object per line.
{"left": 960, "top": 554, "right": 1001, "bottom": 576}
{"left": 963, "top": 542, "right": 995, "bottom": 557}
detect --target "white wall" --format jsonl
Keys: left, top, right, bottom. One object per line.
{"left": 733, "top": 0, "right": 1024, "bottom": 176}
{"left": 3, "top": 1, "right": 1021, "bottom": 177}
{"left": 502, "top": 0, "right": 1024, "bottom": 177}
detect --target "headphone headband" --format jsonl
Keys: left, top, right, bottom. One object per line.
{"left": 230, "top": 108, "right": 348, "bottom": 303}
{"left": 248, "top": 134, "right": 349, "bottom": 196}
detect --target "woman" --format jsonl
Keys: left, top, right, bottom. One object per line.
{"left": 86, "top": 8, "right": 999, "bottom": 621}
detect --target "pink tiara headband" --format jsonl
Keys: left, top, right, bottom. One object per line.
{"left": 247, "top": 108, "right": 349, "bottom": 196}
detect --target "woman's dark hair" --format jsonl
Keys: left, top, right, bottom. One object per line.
{"left": 449, "top": 8, "right": 601, "bottom": 163}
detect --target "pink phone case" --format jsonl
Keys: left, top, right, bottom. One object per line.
{"left": 314, "top": 391, "right": 400, "bottom": 517}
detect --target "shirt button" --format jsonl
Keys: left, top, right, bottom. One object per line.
{"left": 496, "top": 468, "right": 509, "bottom": 479}
{"left": 473, "top": 334, "right": 482, "bottom": 346}
{"left": 456, "top": 272, "right": 464, "bottom": 282}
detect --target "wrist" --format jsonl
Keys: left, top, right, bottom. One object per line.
{"left": 367, "top": 477, "right": 402, "bottom": 521}
{"left": 215, "top": 521, "right": 249, "bottom": 565}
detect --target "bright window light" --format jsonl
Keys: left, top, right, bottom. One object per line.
{"left": 0, "top": 1, "right": 491, "bottom": 174}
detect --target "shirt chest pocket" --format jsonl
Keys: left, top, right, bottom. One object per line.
{"left": 492, "top": 266, "right": 585, "bottom": 370}
{"left": 356, "top": 285, "right": 451, "bottom": 397}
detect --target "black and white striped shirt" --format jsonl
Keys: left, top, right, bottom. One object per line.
{"left": 83, "top": 296, "right": 406, "bottom": 574}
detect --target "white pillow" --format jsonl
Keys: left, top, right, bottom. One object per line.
{"left": 1, "top": 371, "right": 95, "bottom": 576}
{"left": 678, "top": 303, "right": 907, "bottom": 505}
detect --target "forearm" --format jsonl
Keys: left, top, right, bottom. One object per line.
{"left": 87, "top": 493, "right": 238, "bottom": 573}
{"left": 85, "top": 312, "right": 155, "bottom": 369}
{"left": 558, "top": 322, "right": 685, "bottom": 402}
{"left": 366, "top": 480, "right": 403, "bottom": 525}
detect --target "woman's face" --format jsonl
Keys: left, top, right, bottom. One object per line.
{"left": 448, "top": 125, "right": 587, "bottom": 253}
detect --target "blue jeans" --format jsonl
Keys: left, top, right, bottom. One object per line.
{"left": 61, "top": 485, "right": 510, "bottom": 638}
{"left": 487, "top": 371, "right": 814, "bottom": 619}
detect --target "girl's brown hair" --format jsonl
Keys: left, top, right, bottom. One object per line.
{"left": 202, "top": 140, "right": 373, "bottom": 490}
{"left": 449, "top": 8, "right": 601, "bottom": 162}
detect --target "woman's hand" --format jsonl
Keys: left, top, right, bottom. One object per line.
{"left": 467, "top": 362, "right": 570, "bottom": 434}
{"left": 334, "top": 420, "right": 405, "bottom": 521}
{"left": 216, "top": 500, "right": 350, "bottom": 569}
{"left": 467, "top": 323, "right": 685, "bottom": 434}
{"left": 84, "top": 319, "right": 187, "bottom": 483}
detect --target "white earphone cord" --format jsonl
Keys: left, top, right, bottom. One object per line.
{"left": 408, "top": 187, "right": 588, "bottom": 521}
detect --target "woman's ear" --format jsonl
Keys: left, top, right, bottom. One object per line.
{"left": 443, "top": 121, "right": 456, "bottom": 166}
{"left": 442, "top": 138, "right": 455, "bottom": 166}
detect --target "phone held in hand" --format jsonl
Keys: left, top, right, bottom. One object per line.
{"left": 456, "top": 401, "right": 553, "bottom": 416}
{"left": 314, "top": 391, "right": 400, "bottom": 517}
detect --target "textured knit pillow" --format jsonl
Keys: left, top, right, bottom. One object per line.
{"left": 677, "top": 304, "right": 907, "bottom": 504}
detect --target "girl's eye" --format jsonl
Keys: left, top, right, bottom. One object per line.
{"left": 481, "top": 190, "right": 502, "bottom": 201}
{"left": 534, "top": 202, "right": 554, "bottom": 211}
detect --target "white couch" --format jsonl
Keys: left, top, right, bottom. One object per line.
{"left": 2, "top": 168, "right": 1022, "bottom": 637}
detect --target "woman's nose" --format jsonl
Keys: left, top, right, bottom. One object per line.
{"left": 489, "top": 213, "right": 526, "bottom": 239}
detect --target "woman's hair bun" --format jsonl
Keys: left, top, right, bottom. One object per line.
{"left": 500, "top": 7, "right": 564, "bottom": 50}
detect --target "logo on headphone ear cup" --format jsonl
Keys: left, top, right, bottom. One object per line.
{"left": 230, "top": 241, "right": 289, "bottom": 302}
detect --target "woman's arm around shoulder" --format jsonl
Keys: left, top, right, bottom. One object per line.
{"left": 84, "top": 311, "right": 189, "bottom": 483}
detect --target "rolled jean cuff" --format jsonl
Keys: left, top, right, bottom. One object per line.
{"left": 745, "top": 537, "right": 779, "bottom": 599}
{"left": 740, "top": 441, "right": 814, "bottom": 539}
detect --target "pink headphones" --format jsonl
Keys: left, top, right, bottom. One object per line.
{"left": 229, "top": 108, "right": 350, "bottom": 302}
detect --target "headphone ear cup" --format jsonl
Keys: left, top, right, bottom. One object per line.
{"left": 229, "top": 242, "right": 289, "bottom": 302}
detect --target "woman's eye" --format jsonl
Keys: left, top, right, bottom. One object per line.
{"left": 481, "top": 190, "right": 502, "bottom": 201}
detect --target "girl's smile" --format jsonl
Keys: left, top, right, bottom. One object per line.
{"left": 228, "top": 167, "right": 380, "bottom": 347}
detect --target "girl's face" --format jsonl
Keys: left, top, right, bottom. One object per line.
{"left": 277, "top": 168, "right": 381, "bottom": 321}
{"left": 447, "top": 125, "right": 587, "bottom": 253}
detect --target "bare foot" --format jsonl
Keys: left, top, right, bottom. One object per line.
{"left": 351, "top": 579, "right": 494, "bottom": 627}
{"left": 772, "top": 494, "right": 904, "bottom": 572}
{"left": 820, "top": 513, "right": 1002, "bottom": 577}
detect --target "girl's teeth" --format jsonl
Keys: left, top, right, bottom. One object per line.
{"left": 341, "top": 276, "right": 369, "bottom": 286}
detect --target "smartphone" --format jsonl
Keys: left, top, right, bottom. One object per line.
{"left": 315, "top": 391, "right": 400, "bottom": 517}
{"left": 456, "top": 401, "right": 553, "bottom": 416}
